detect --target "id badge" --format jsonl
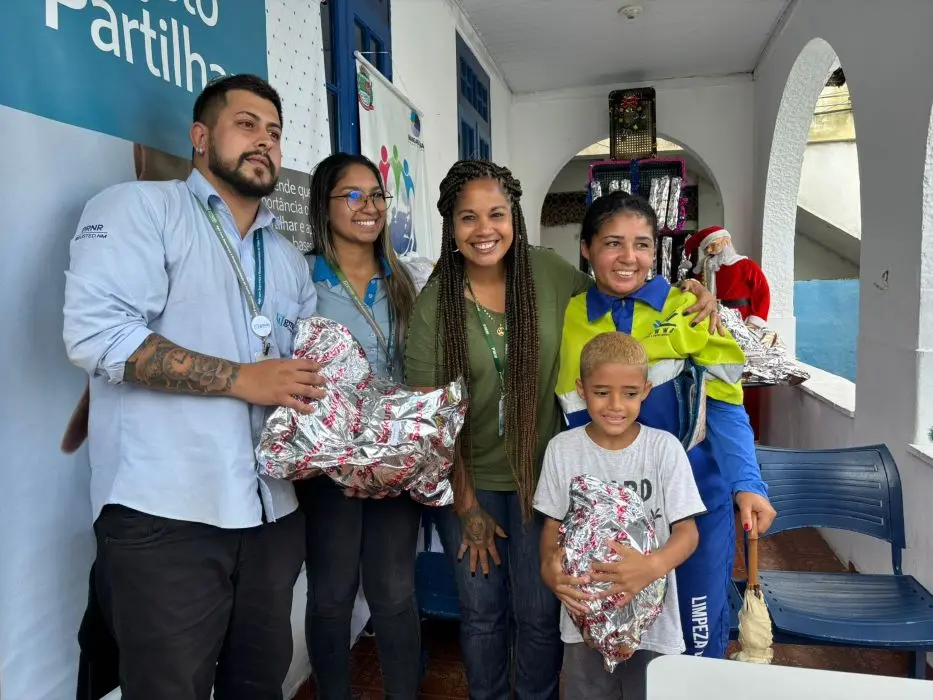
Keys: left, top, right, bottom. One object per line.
{"left": 255, "top": 340, "right": 273, "bottom": 362}
{"left": 498, "top": 394, "right": 505, "bottom": 436}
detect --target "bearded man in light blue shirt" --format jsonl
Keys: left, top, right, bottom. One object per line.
{"left": 63, "top": 74, "right": 323, "bottom": 700}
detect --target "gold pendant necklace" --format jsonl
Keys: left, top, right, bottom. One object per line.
{"left": 477, "top": 304, "right": 504, "bottom": 335}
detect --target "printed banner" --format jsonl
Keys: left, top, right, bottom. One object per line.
{"left": 1, "top": 1, "right": 267, "bottom": 158}
{"left": 356, "top": 57, "right": 435, "bottom": 260}
{"left": 0, "top": 2, "right": 331, "bottom": 698}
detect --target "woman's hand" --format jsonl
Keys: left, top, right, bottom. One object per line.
{"left": 679, "top": 278, "right": 725, "bottom": 336}
{"left": 540, "top": 547, "right": 593, "bottom": 616}
{"left": 735, "top": 491, "right": 777, "bottom": 534}
{"left": 589, "top": 540, "right": 663, "bottom": 606}
{"left": 457, "top": 502, "right": 507, "bottom": 576}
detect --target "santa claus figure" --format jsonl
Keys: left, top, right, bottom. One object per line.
{"left": 684, "top": 226, "right": 770, "bottom": 328}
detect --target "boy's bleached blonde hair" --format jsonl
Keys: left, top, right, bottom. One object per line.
{"left": 580, "top": 332, "right": 649, "bottom": 380}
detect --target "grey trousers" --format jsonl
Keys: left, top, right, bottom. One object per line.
{"left": 562, "top": 643, "right": 661, "bottom": 700}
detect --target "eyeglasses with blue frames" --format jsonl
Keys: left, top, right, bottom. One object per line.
{"left": 330, "top": 190, "right": 393, "bottom": 212}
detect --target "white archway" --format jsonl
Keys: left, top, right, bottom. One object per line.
{"left": 538, "top": 134, "right": 725, "bottom": 270}
{"left": 760, "top": 38, "right": 840, "bottom": 346}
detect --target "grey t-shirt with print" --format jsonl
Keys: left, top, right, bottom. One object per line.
{"left": 533, "top": 424, "right": 706, "bottom": 654}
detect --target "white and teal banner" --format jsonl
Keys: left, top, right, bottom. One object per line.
{"left": 0, "top": 2, "right": 330, "bottom": 698}
{"left": 356, "top": 54, "right": 435, "bottom": 260}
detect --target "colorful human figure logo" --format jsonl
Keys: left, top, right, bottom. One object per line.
{"left": 379, "top": 146, "right": 390, "bottom": 191}
{"left": 402, "top": 159, "right": 414, "bottom": 203}
{"left": 375, "top": 144, "right": 418, "bottom": 256}
{"left": 390, "top": 145, "right": 403, "bottom": 197}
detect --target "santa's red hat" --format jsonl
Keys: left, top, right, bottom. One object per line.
{"left": 684, "top": 226, "right": 731, "bottom": 258}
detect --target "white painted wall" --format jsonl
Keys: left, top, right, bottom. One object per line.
{"left": 510, "top": 75, "right": 755, "bottom": 249}
{"left": 697, "top": 175, "right": 724, "bottom": 231}
{"left": 753, "top": 0, "right": 933, "bottom": 608}
{"left": 541, "top": 224, "right": 581, "bottom": 267}
{"left": 391, "top": 0, "right": 512, "bottom": 254}
{"left": 798, "top": 141, "right": 861, "bottom": 239}
{"left": 795, "top": 233, "right": 859, "bottom": 280}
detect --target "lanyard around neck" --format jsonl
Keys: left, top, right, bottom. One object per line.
{"left": 195, "top": 196, "right": 271, "bottom": 354}
{"left": 197, "top": 198, "right": 265, "bottom": 313}
{"left": 332, "top": 264, "right": 394, "bottom": 370}
{"left": 464, "top": 276, "right": 506, "bottom": 389}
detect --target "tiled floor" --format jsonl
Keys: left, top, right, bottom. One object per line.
{"left": 295, "top": 523, "right": 930, "bottom": 699}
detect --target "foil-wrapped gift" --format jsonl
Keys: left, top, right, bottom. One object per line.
{"left": 719, "top": 305, "right": 810, "bottom": 386}
{"left": 666, "top": 177, "right": 683, "bottom": 231}
{"left": 398, "top": 254, "right": 435, "bottom": 293}
{"left": 590, "top": 180, "right": 603, "bottom": 201}
{"left": 559, "top": 474, "right": 667, "bottom": 671}
{"left": 649, "top": 176, "right": 671, "bottom": 230}
{"left": 256, "top": 317, "right": 468, "bottom": 505}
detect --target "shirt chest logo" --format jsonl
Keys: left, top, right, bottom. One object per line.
{"left": 648, "top": 311, "right": 678, "bottom": 338}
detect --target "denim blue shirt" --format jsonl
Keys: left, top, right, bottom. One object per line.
{"left": 308, "top": 255, "right": 401, "bottom": 381}
{"left": 63, "top": 170, "right": 317, "bottom": 528}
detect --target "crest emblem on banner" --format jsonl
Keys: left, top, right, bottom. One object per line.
{"left": 357, "top": 68, "right": 375, "bottom": 111}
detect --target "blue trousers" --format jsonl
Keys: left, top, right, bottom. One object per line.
{"left": 675, "top": 500, "right": 735, "bottom": 658}
{"left": 435, "top": 490, "right": 563, "bottom": 700}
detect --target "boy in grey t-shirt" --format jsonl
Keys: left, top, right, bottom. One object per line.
{"left": 534, "top": 332, "right": 706, "bottom": 700}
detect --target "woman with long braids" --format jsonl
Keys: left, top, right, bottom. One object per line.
{"left": 404, "top": 160, "right": 720, "bottom": 699}
{"left": 298, "top": 152, "right": 422, "bottom": 700}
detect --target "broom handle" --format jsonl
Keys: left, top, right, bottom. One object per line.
{"left": 748, "top": 522, "right": 759, "bottom": 588}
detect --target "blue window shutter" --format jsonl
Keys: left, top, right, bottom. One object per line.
{"left": 456, "top": 32, "right": 491, "bottom": 161}
{"left": 325, "top": 0, "right": 392, "bottom": 155}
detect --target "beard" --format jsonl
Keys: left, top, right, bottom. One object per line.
{"left": 207, "top": 139, "right": 278, "bottom": 198}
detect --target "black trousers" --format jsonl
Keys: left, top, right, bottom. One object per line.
{"left": 296, "top": 478, "right": 422, "bottom": 700}
{"left": 93, "top": 504, "right": 305, "bottom": 700}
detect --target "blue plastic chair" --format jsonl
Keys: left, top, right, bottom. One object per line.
{"left": 734, "top": 444, "right": 933, "bottom": 678}
{"left": 415, "top": 509, "right": 461, "bottom": 620}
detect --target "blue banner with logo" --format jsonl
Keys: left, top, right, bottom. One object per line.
{"left": 0, "top": 1, "right": 267, "bottom": 158}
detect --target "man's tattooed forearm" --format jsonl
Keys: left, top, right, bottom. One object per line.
{"left": 125, "top": 334, "right": 240, "bottom": 395}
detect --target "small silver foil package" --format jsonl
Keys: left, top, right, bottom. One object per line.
{"left": 590, "top": 180, "right": 603, "bottom": 201}
{"left": 256, "top": 317, "right": 468, "bottom": 505}
{"left": 559, "top": 474, "right": 667, "bottom": 672}
{"left": 660, "top": 236, "right": 673, "bottom": 281}
{"left": 676, "top": 253, "right": 692, "bottom": 283}
{"left": 609, "top": 179, "right": 621, "bottom": 193}
{"left": 719, "top": 305, "right": 810, "bottom": 386}
{"left": 620, "top": 178, "right": 632, "bottom": 194}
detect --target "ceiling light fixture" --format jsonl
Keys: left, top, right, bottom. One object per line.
{"left": 618, "top": 5, "right": 643, "bottom": 20}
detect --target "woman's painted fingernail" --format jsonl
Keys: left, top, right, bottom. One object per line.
{"left": 744, "top": 522, "right": 751, "bottom": 531}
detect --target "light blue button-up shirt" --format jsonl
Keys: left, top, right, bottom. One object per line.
{"left": 308, "top": 255, "right": 400, "bottom": 381}
{"left": 63, "top": 170, "right": 317, "bottom": 528}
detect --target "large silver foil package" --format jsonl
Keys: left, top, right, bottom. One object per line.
{"left": 559, "top": 474, "right": 667, "bottom": 672}
{"left": 256, "top": 317, "right": 468, "bottom": 505}
{"left": 649, "top": 177, "right": 671, "bottom": 230}
{"left": 666, "top": 177, "right": 683, "bottom": 231}
{"left": 720, "top": 305, "right": 810, "bottom": 386}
